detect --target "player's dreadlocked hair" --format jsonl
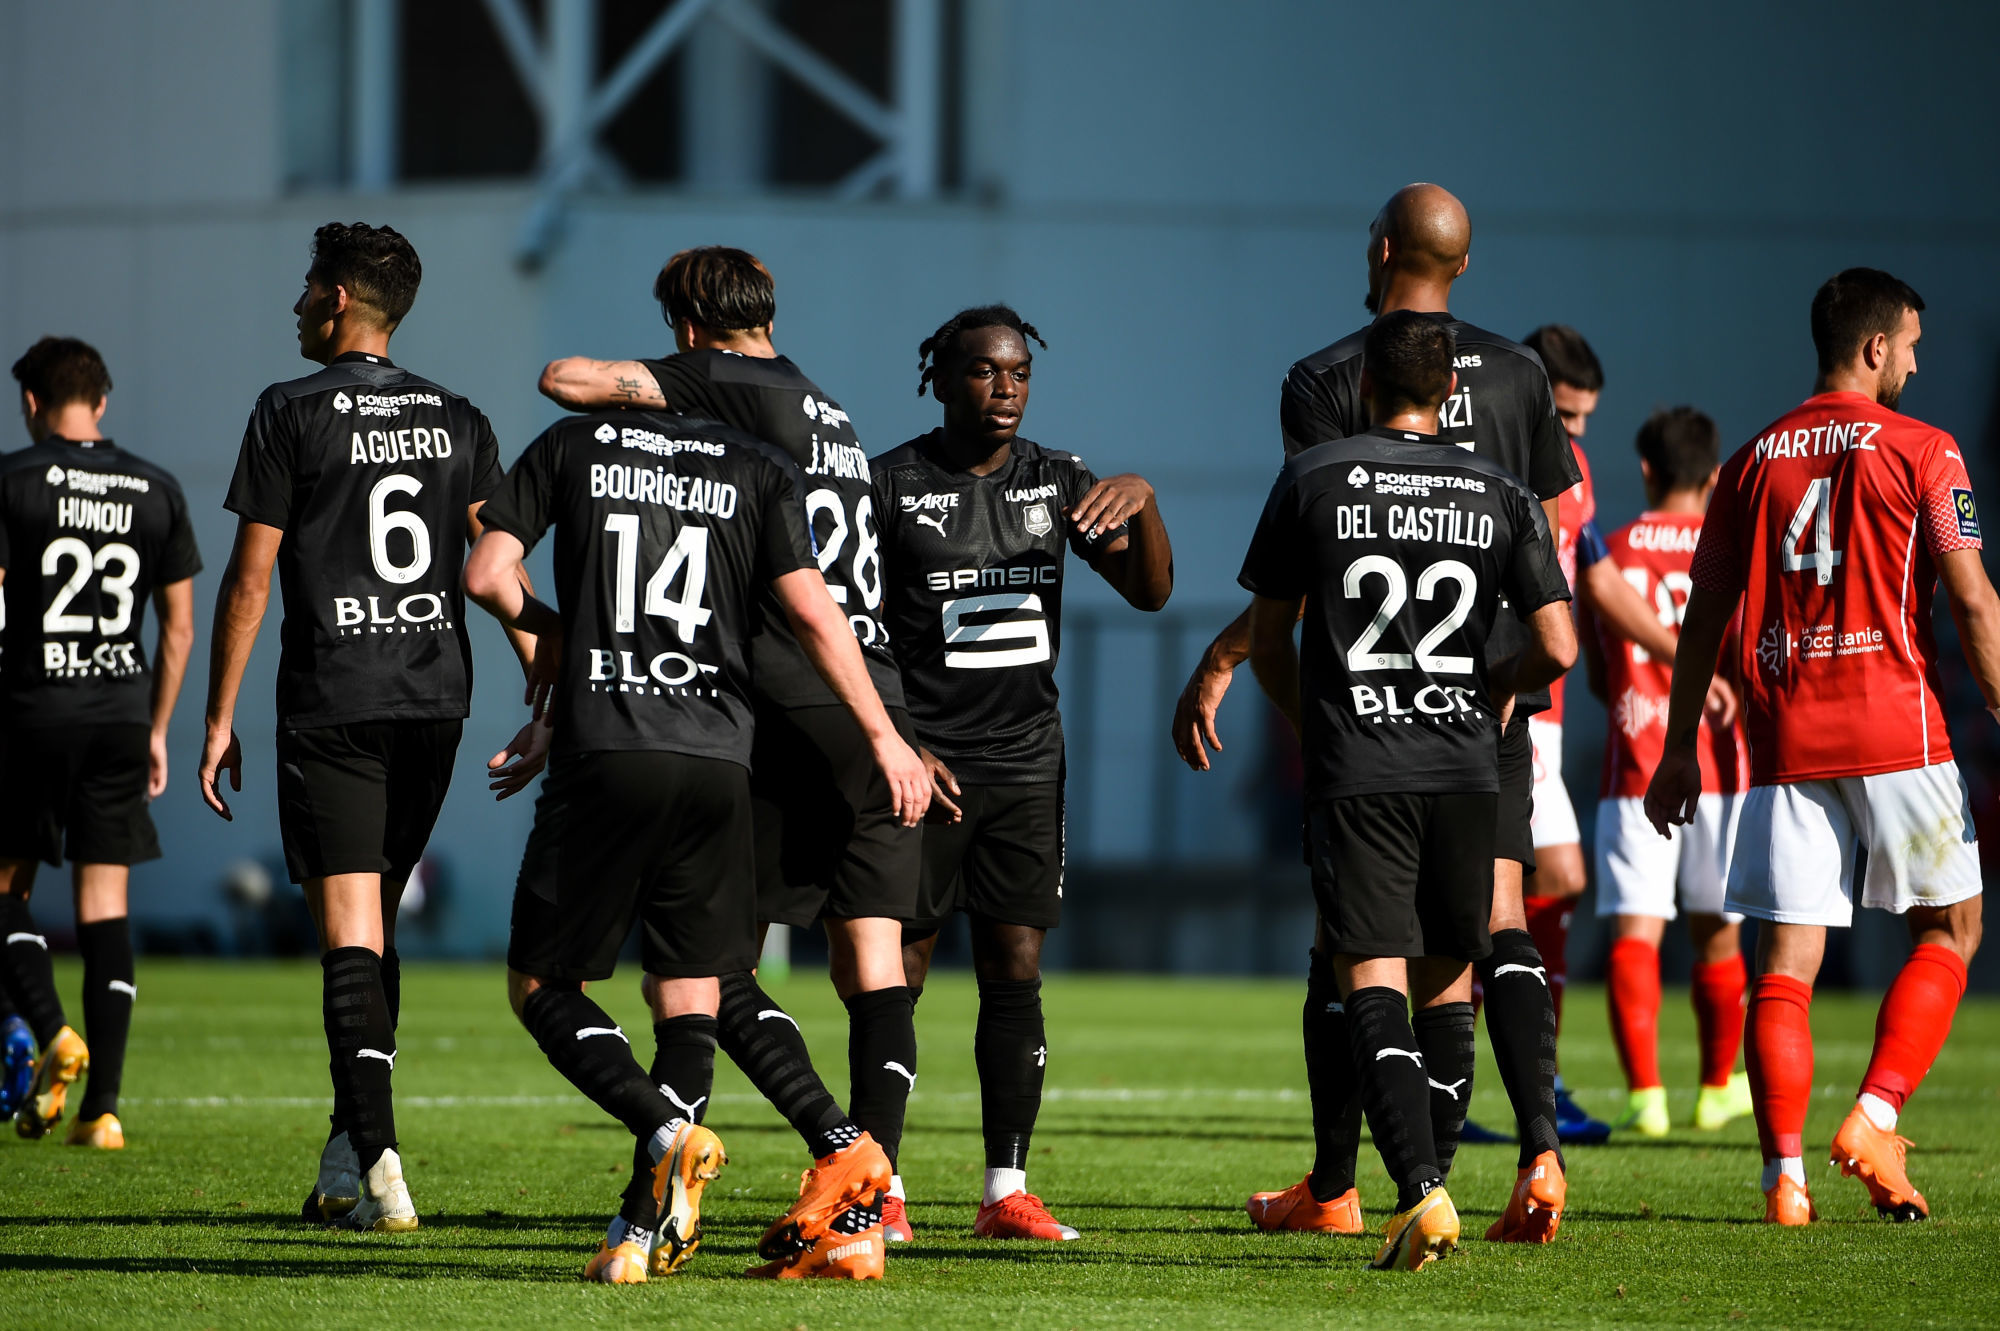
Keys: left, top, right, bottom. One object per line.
{"left": 916, "top": 305, "right": 1046, "bottom": 397}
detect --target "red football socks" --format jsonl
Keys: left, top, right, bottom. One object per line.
{"left": 1690, "top": 953, "right": 1747, "bottom": 1089}
{"left": 1746, "top": 973, "right": 1814, "bottom": 1160}
{"left": 1523, "top": 894, "right": 1570, "bottom": 1031}
{"left": 1606, "top": 936, "right": 1662, "bottom": 1090}
{"left": 1858, "top": 943, "right": 1967, "bottom": 1111}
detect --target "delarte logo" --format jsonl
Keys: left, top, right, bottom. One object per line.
{"left": 333, "top": 392, "right": 353, "bottom": 413}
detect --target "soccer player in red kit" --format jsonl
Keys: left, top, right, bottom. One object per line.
{"left": 1647, "top": 269, "right": 1998, "bottom": 1224}
{"left": 1592, "top": 407, "right": 1752, "bottom": 1138}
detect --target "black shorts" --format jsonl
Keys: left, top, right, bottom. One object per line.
{"left": 909, "top": 779, "right": 1064, "bottom": 934}
{"left": 1305, "top": 791, "right": 1495, "bottom": 962}
{"left": 507, "top": 750, "right": 758, "bottom": 982}
{"left": 276, "top": 719, "right": 461, "bottom": 884}
{"left": 0, "top": 724, "right": 159, "bottom": 867}
{"left": 1495, "top": 716, "right": 1536, "bottom": 871}
{"left": 752, "top": 704, "right": 923, "bottom": 928}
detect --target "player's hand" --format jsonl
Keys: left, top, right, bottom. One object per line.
{"left": 921, "top": 746, "right": 962, "bottom": 824}
{"left": 875, "top": 736, "right": 932, "bottom": 828}
{"left": 199, "top": 724, "right": 242, "bottom": 821}
{"left": 524, "top": 627, "right": 562, "bottom": 722}
{"left": 488, "top": 716, "right": 553, "bottom": 800}
{"left": 1704, "top": 675, "right": 1739, "bottom": 728}
{"left": 1172, "top": 657, "right": 1233, "bottom": 771}
{"left": 1069, "top": 474, "right": 1153, "bottom": 539}
{"left": 1643, "top": 745, "right": 1703, "bottom": 837}
{"left": 148, "top": 728, "right": 170, "bottom": 799}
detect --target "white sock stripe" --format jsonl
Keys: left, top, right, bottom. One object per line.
{"left": 108, "top": 980, "right": 137, "bottom": 999}
{"left": 574, "top": 1025, "right": 628, "bottom": 1043}
{"left": 6, "top": 932, "right": 47, "bottom": 949}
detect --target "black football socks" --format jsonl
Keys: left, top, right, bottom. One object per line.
{"left": 0, "top": 895, "right": 66, "bottom": 1047}
{"left": 1303, "top": 949, "right": 1364, "bottom": 1202}
{"left": 616, "top": 1012, "right": 719, "bottom": 1236}
{"left": 1479, "top": 929, "right": 1564, "bottom": 1169}
{"left": 716, "top": 970, "right": 861, "bottom": 1159}
{"left": 521, "top": 983, "right": 676, "bottom": 1141}
{"left": 380, "top": 947, "right": 402, "bottom": 1030}
{"left": 974, "top": 976, "right": 1045, "bottom": 1170}
{"left": 322, "top": 947, "right": 398, "bottom": 1172}
{"left": 844, "top": 985, "right": 917, "bottom": 1171}
{"left": 1345, "top": 985, "right": 1444, "bottom": 1213}
{"left": 1413, "top": 1000, "right": 1477, "bottom": 1181}
{"left": 76, "top": 918, "right": 135, "bottom": 1121}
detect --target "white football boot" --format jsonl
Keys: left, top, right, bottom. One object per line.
{"left": 304, "top": 1129, "right": 362, "bottom": 1222}
{"left": 344, "top": 1147, "right": 419, "bottom": 1232}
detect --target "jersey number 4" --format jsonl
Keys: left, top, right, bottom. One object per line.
{"left": 1343, "top": 555, "right": 1477, "bottom": 674}
{"left": 603, "top": 515, "right": 712, "bottom": 642}
{"left": 1781, "top": 477, "right": 1843, "bottom": 586}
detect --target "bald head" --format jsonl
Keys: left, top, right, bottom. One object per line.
{"left": 1374, "top": 184, "right": 1470, "bottom": 278}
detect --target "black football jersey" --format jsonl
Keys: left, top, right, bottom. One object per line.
{"left": 0, "top": 437, "right": 201, "bottom": 729}
{"left": 640, "top": 351, "right": 901, "bottom": 709}
{"left": 871, "top": 430, "right": 1122, "bottom": 783}
{"left": 477, "top": 410, "right": 817, "bottom": 765}
{"left": 226, "top": 352, "right": 502, "bottom": 728}
{"left": 1238, "top": 428, "right": 1571, "bottom": 800}
{"left": 1278, "top": 313, "right": 1581, "bottom": 715}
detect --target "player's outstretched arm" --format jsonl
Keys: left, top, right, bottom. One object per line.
{"left": 463, "top": 529, "right": 564, "bottom": 640}
{"left": 1580, "top": 557, "right": 1678, "bottom": 661}
{"left": 772, "top": 567, "right": 930, "bottom": 827}
{"left": 200, "top": 520, "right": 282, "bottom": 820}
{"left": 147, "top": 578, "right": 196, "bottom": 798}
{"left": 1643, "top": 584, "right": 1733, "bottom": 837}
{"left": 1075, "top": 474, "right": 1174, "bottom": 611}
{"left": 1938, "top": 548, "right": 2000, "bottom": 718}
{"left": 537, "top": 358, "right": 668, "bottom": 411}
{"left": 1245, "top": 594, "right": 1305, "bottom": 737}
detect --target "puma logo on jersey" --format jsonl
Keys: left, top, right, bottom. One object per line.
{"left": 575, "top": 1026, "right": 629, "bottom": 1043}
{"left": 1375, "top": 1048, "right": 1424, "bottom": 1065}
{"left": 1428, "top": 1077, "right": 1467, "bottom": 1101}
{"left": 1494, "top": 964, "right": 1547, "bottom": 985}
{"left": 883, "top": 1061, "right": 917, "bottom": 1091}
{"left": 915, "top": 513, "right": 949, "bottom": 537}
{"left": 356, "top": 1048, "right": 396, "bottom": 1069}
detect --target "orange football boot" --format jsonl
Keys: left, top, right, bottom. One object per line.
{"left": 1371, "top": 1188, "right": 1460, "bottom": 1271}
{"left": 15, "top": 1026, "right": 87, "bottom": 1140}
{"left": 746, "top": 1207, "right": 885, "bottom": 1280}
{"left": 1830, "top": 1105, "right": 1929, "bottom": 1220}
{"left": 583, "top": 1240, "right": 650, "bottom": 1284}
{"left": 882, "top": 1192, "right": 913, "bottom": 1242}
{"left": 757, "top": 1132, "right": 892, "bottom": 1260}
{"left": 973, "top": 1190, "right": 1079, "bottom": 1240}
{"left": 1763, "top": 1174, "right": 1818, "bottom": 1226}
{"left": 1245, "top": 1176, "right": 1364, "bottom": 1234}
{"left": 648, "top": 1122, "right": 727, "bottom": 1276}
{"left": 1485, "top": 1150, "right": 1565, "bottom": 1243}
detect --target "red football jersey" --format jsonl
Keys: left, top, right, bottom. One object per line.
{"left": 1546, "top": 441, "right": 1594, "bottom": 725}
{"left": 1598, "top": 512, "right": 1747, "bottom": 799}
{"left": 1690, "top": 391, "right": 1980, "bottom": 783}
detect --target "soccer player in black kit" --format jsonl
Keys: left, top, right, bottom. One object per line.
{"left": 0, "top": 337, "right": 199, "bottom": 1147}
{"left": 538, "top": 247, "right": 929, "bottom": 1241}
{"left": 464, "top": 403, "right": 928, "bottom": 1282}
{"left": 1175, "top": 185, "right": 1583, "bottom": 1240}
{"left": 874, "top": 306, "right": 1173, "bottom": 1240}
{"left": 1239, "top": 310, "right": 1575, "bottom": 1270}
{"left": 200, "top": 224, "right": 539, "bottom": 1232}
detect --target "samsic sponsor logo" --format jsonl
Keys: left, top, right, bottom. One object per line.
{"left": 925, "top": 565, "right": 1058, "bottom": 592}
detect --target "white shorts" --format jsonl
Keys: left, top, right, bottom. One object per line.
{"left": 1725, "top": 762, "right": 1983, "bottom": 927}
{"left": 1528, "top": 718, "right": 1580, "bottom": 848}
{"left": 1593, "top": 795, "right": 1741, "bottom": 921}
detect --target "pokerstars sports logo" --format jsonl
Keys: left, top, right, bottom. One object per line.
{"left": 44, "top": 465, "right": 64, "bottom": 486}
{"left": 1348, "top": 465, "right": 1371, "bottom": 488}
{"left": 333, "top": 392, "right": 352, "bottom": 413}
{"left": 595, "top": 423, "right": 618, "bottom": 443}
{"left": 800, "top": 394, "right": 850, "bottom": 428}
{"left": 1757, "top": 621, "right": 1790, "bottom": 677}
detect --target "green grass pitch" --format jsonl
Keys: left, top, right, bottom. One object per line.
{"left": 3, "top": 960, "right": 1998, "bottom": 1329}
